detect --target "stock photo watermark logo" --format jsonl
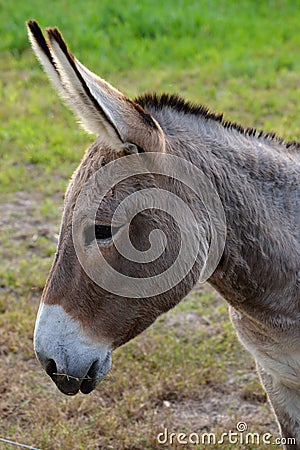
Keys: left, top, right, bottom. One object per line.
{"left": 157, "top": 422, "right": 296, "bottom": 446}
{"left": 72, "top": 152, "right": 226, "bottom": 297}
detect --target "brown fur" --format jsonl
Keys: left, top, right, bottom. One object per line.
{"left": 28, "top": 21, "right": 300, "bottom": 448}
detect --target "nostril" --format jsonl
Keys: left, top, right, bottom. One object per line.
{"left": 87, "top": 360, "right": 99, "bottom": 379}
{"left": 45, "top": 359, "right": 57, "bottom": 379}
{"left": 80, "top": 360, "right": 100, "bottom": 395}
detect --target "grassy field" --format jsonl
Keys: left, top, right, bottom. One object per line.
{"left": 1, "top": 1, "right": 300, "bottom": 449}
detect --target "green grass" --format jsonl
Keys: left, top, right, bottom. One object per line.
{"left": 1, "top": 1, "right": 299, "bottom": 448}
{"left": 1, "top": 0, "right": 300, "bottom": 196}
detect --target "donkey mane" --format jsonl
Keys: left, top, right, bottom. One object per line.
{"left": 135, "top": 92, "right": 300, "bottom": 152}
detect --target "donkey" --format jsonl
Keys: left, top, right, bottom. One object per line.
{"left": 27, "top": 20, "right": 300, "bottom": 448}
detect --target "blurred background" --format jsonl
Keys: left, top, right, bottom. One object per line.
{"left": 1, "top": 1, "right": 299, "bottom": 449}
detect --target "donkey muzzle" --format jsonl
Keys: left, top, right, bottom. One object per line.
{"left": 34, "top": 303, "right": 112, "bottom": 395}
{"left": 42, "top": 354, "right": 111, "bottom": 395}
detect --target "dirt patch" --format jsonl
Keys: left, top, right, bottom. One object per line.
{"left": 0, "top": 190, "right": 60, "bottom": 241}
{"left": 156, "top": 380, "right": 275, "bottom": 432}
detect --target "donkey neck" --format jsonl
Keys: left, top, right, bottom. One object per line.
{"left": 147, "top": 103, "right": 300, "bottom": 321}
{"left": 195, "top": 123, "right": 299, "bottom": 320}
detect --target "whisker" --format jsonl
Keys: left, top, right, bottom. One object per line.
{"left": 52, "top": 373, "right": 93, "bottom": 382}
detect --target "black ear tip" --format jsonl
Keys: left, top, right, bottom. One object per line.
{"left": 26, "top": 19, "right": 37, "bottom": 28}
{"left": 46, "top": 26, "right": 63, "bottom": 41}
{"left": 26, "top": 19, "right": 42, "bottom": 35}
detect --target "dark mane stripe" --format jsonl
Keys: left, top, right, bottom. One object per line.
{"left": 135, "top": 92, "right": 223, "bottom": 122}
{"left": 135, "top": 92, "right": 300, "bottom": 151}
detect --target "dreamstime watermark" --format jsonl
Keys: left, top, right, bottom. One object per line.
{"left": 157, "top": 422, "right": 296, "bottom": 446}
{"left": 72, "top": 152, "right": 226, "bottom": 297}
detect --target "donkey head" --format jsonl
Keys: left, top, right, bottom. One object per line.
{"left": 27, "top": 21, "right": 214, "bottom": 395}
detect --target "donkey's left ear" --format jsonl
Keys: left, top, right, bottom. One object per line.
{"left": 27, "top": 20, "right": 165, "bottom": 153}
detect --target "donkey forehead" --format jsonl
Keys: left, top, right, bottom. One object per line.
{"left": 73, "top": 141, "right": 144, "bottom": 187}
{"left": 68, "top": 142, "right": 118, "bottom": 194}
{"left": 66, "top": 142, "right": 156, "bottom": 222}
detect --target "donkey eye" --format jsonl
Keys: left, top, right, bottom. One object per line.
{"left": 85, "top": 223, "right": 122, "bottom": 246}
{"left": 95, "top": 224, "right": 112, "bottom": 240}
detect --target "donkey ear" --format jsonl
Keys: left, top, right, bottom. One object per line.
{"left": 26, "top": 20, "right": 165, "bottom": 152}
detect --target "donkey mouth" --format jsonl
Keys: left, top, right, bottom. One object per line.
{"left": 45, "top": 353, "right": 111, "bottom": 396}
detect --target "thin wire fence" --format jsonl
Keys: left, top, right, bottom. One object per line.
{"left": 0, "top": 438, "right": 40, "bottom": 450}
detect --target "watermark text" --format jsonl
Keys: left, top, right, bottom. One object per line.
{"left": 157, "top": 422, "right": 296, "bottom": 446}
